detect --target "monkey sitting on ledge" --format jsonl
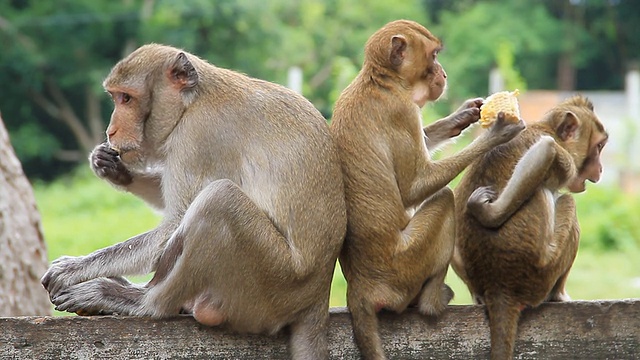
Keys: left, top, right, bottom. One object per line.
{"left": 330, "top": 20, "right": 525, "bottom": 360}
{"left": 453, "top": 95, "right": 608, "bottom": 360}
{"left": 41, "top": 43, "right": 347, "bottom": 360}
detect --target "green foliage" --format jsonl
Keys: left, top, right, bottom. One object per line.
{"left": 495, "top": 41, "right": 527, "bottom": 92}
{"left": 434, "top": 0, "right": 561, "bottom": 104}
{"left": 3, "top": 0, "right": 640, "bottom": 180}
{"left": 575, "top": 185, "right": 640, "bottom": 252}
{"left": 10, "top": 123, "right": 60, "bottom": 161}
{"left": 34, "top": 167, "right": 161, "bottom": 260}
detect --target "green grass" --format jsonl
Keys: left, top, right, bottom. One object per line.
{"left": 34, "top": 168, "right": 162, "bottom": 260}
{"left": 34, "top": 168, "right": 640, "bottom": 313}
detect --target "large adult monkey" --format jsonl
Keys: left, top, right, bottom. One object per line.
{"left": 41, "top": 44, "right": 347, "bottom": 360}
{"left": 453, "top": 95, "right": 608, "bottom": 360}
{"left": 329, "top": 20, "right": 525, "bottom": 360}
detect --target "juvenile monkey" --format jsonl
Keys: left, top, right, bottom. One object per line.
{"left": 452, "top": 95, "right": 608, "bottom": 360}
{"left": 41, "top": 44, "right": 347, "bottom": 360}
{"left": 329, "top": 20, "right": 525, "bottom": 360}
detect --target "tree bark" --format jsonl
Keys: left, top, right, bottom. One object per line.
{"left": 0, "top": 112, "right": 51, "bottom": 316}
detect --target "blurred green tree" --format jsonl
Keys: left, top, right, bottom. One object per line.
{"left": 1, "top": 0, "right": 638, "bottom": 180}
{"left": 0, "top": 0, "right": 426, "bottom": 179}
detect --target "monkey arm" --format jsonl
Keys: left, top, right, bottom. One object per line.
{"left": 90, "top": 142, "right": 165, "bottom": 211}
{"left": 423, "top": 119, "right": 455, "bottom": 152}
{"left": 467, "top": 136, "right": 557, "bottom": 228}
{"left": 124, "top": 171, "right": 165, "bottom": 211}
{"left": 42, "top": 222, "right": 176, "bottom": 297}
{"left": 408, "top": 115, "right": 525, "bottom": 208}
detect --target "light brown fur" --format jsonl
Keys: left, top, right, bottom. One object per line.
{"left": 453, "top": 95, "right": 608, "bottom": 360}
{"left": 41, "top": 44, "right": 347, "bottom": 360}
{"left": 329, "top": 20, "right": 525, "bottom": 360}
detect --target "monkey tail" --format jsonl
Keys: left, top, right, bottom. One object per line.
{"left": 348, "top": 293, "right": 385, "bottom": 360}
{"left": 484, "top": 293, "right": 522, "bottom": 360}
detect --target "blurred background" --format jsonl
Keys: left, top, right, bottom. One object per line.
{"left": 0, "top": 0, "right": 638, "bottom": 312}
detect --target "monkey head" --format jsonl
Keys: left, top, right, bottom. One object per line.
{"left": 552, "top": 96, "right": 608, "bottom": 193}
{"left": 102, "top": 44, "right": 199, "bottom": 169}
{"left": 364, "top": 20, "right": 447, "bottom": 108}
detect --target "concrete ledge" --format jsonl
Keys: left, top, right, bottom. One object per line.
{"left": 1, "top": 300, "right": 638, "bottom": 359}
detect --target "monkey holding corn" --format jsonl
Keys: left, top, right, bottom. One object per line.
{"left": 479, "top": 89, "right": 521, "bottom": 128}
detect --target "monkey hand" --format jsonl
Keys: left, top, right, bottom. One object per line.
{"left": 467, "top": 186, "right": 503, "bottom": 228}
{"left": 429, "top": 98, "right": 482, "bottom": 137}
{"left": 90, "top": 142, "right": 133, "bottom": 186}
{"left": 447, "top": 97, "right": 483, "bottom": 137}
{"left": 486, "top": 112, "right": 525, "bottom": 146}
{"left": 41, "top": 255, "right": 86, "bottom": 299}
{"left": 424, "top": 98, "right": 482, "bottom": 151}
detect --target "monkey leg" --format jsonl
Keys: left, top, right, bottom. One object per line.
{"left": 396, "top": 187, "right": 456, "bottom": 315}
{"left": 344, "top": 189, "right": 455, "bottom": 360}
{"left": 139, "top": 179, "right": 330, "bottom": 358}
{"left": 43, "top": 224, "right": 175, "bottom": 299}
{"left": 542, "top": 194, "right": 579, "bottom": 302}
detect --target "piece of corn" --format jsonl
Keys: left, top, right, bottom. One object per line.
{"left": 479, "top": 89, "right": 520, "bottom": 128}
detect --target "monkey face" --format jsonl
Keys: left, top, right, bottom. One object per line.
{"left": 568, "top": 133, "right": 607, "bottom": 193}
{"left": 366, "top": 20, "right": 446, "bottom": 109}
{"left": 428, "top": 61, "right": 447, "bottom": 102}
{"left": 409, "top": 41, "right": 447, "bottom": 107}
{"left": 566, "top": 110, "right": 608, "bottom": 193}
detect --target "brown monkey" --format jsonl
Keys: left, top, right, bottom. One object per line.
{"left": 41, "top": 44, "right": 347, "bottom": 359}
{"left": 329, "top": 20, "right": 525, "bottom": 360}
{"left": 452, "top": 95, "right": 608, "bottom": 360}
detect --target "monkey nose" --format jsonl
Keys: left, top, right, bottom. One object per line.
{"left": 106, "top": 126, "right": 117, "bottom": 138}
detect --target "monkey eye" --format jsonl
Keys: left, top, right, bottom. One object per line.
{"left": 118, "top": 93, "right": 132, "bottom": 104}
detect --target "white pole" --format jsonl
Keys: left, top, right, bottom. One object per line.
{"left": 626, "top": 68, "right": 640, "bottom": 120}
{"left": 287, "top": 66, "right": 303, "bottom": 95}
{"left": 489, "top": 67, "right": 504, "bottom": 95}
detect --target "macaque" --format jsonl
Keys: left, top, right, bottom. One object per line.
{"left": 329, "top": 20, "right": 525, "bottom": 360}
{"left": 452, "top": 95, "right": 608, "bottom": 360}
{"left": 41, "top": 44, "right": 347, "bottom": 360}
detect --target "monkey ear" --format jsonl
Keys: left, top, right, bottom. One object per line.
{"left": 556, "top": 111, "right": 580, "bottom": 141}
{"left": 390, "top": 35, "right": 407, "bottom": 68}
{"left": 169, "top": 52, "right": 198, "bottom": 89}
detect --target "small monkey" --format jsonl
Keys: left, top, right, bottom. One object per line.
{"left": 329, "top": 20, "right": 525, "bottom": 360}
{"left": 41, "top": 44, "right": 347, "bottom": 359}
{"left": 452, "top": 95, "right": 608, "bottom": 360}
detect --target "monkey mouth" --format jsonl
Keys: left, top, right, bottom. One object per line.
{"left": 587, "top": 175, "right": 601, "bottom": 184}
{"left": 567, "top": 178, "right": 587, "bottom": 193}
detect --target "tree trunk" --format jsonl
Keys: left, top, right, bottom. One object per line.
{"left": 0, "top": 112, "right": 51, "bottom": 316}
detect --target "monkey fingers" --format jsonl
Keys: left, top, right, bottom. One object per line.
{"left": 466, "top": 186, "right": 500, "bottom": 227}
{"left": 457, "top": 97, "right": 484, "bottom": 111}
{"left": 424, "top": 103, "right": 481, "bottom": 151}
{"left": 468, "top": 186, "right": 497, "bottom": 205}
{"left": 90, "top": 143, "right": 133, "bottom": 185}
{"left": 487, "top": 112, "right": 526, "bottom": 144}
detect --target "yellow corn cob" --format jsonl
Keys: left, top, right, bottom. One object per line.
{"left": 479, "top": 89, "right": 520, "bottom": 128}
